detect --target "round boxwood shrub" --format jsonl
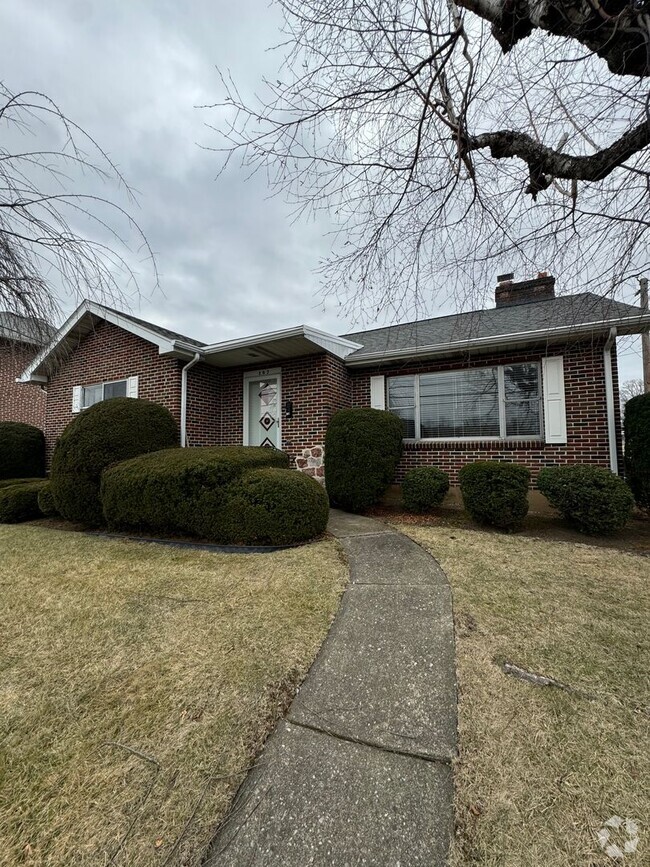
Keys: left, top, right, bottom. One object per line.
{"left": 101, "top": 446, "right": 290, "bottom": 540}
{"left": 0, "top": 422, "right": 45, "bottom": 480}
{"left": 459, "top": 461, "right": 530, "bottom": 531}
{"left": 219, "top": 468, "right": 330, "bottom": 545}
{"left": 624, "top": 393, "right": 650, "bottom": 509}
{"left": 324, "top": 408, "right": 403, "bottom": 512}
{"left": 50, "top": 397, "right": 178, "bottom": 526}
{"left": 402, "top": 467, "right": 449, "bottom": 513}
{"left": 37, "top": 481, "right": 59, "bottom": 517}
{"left": 0, "top": 480, "right": 46, "bottom": 523}
{"left": 538, "top": 465, "right": 634, "bottom": 534}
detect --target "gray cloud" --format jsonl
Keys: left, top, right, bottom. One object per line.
{"left": 0, "top": 0, "right": 643, "bottom": 379}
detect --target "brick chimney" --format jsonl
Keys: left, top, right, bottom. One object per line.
{"left": 495, "top": 272, "right": 556, "bottom": 308}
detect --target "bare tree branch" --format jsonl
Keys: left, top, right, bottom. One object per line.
{"left": 0, "top": 84, "right": 157, "bottom": 329}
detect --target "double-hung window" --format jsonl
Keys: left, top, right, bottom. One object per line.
{"left": 81, "top": 378, "right": 127, "bottom": 409}
{"left": 387, "top": 363, "right": 541, "bottom": 440}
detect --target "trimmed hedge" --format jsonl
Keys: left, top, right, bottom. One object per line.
{"left": 324, "top": 408, "right": 403, "bottom": 512}
{"left": 37, "top": 481, "right": 59, "bottom": 517}
{"left": 402, "top": 467, "right": 450, "bottom": 513}
{"left": 217, "top": 468, "right": 330, "bottom": 545}
{"left": 538, "top": 465, "right": 634, "bottom": 534}
{"left": 101, "top": 446, "right": 291, "bottom": 542}
{"left": 50, "top": 398, "right": 178, "bottom": 526}
{"left": 624, "top": 393, "right": 650, "bottom": 509}
{"left": 0, "top": 480, "right": 46, "bottom": 523}
{"left": 0, "top": 422, "right": 45, "bottom": 480}
{"left": 459, "top": 461, "right": 530, "bottom": 531}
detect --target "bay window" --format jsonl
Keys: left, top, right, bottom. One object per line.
{"left": 387, "top": 363, "right": 541, "bottom": 440}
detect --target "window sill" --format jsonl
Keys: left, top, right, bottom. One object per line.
{"left": 403, "top": 438, "right": 545, "bottom": 450}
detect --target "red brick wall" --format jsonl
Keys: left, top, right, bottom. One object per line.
{"left": 185, "top": 361, "right": 221, "bottom": 447}
{"left": 44, "top": 321, "right": 184, "bottom": 463}
{"left": 0, "top": 342, "right": 46, "bottom": 429}
{"left": 350, "top": 339, "right": 620, "bottom": 485}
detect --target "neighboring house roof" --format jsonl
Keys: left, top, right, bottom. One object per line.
{"left": 19, "top": 300, "right": 206, "bottom": 383}
{"left": 342, "top": 292, "right": 650, "bottom": 364}
{"left": 0, "top": 311, "right": 55, "bottom": 346}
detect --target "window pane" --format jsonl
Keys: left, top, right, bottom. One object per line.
{"left": 506, "top": 400, "right": 541, "bottom": 436}
{"left": 504, "top": 363, "right": 539, "bottom": 400}
{"left": 104, "top": 380, "right": 127, "bottom": 399}
{"left": 504, "top": 363, "right": 541, "bottom": 436}
{"left": 82, "top": 384, "right": 102, "bottom": 408}
{"left": 420, "top": 369, "right": 499, "bottom": 438}
{"left": 387, "top": 376, "right": 416, "bottom": 437}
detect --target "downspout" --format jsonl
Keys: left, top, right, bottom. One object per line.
{"left": 180, "top": 352, "right": 201, "bottom": 448}
{"left": 603, "top": 327, "right": 618, "bottom": 475}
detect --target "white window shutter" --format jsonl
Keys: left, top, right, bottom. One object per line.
{"left": 542, "top": 356, "right": 567, "bottom": 444}
{"left": 370, "top": 375, "right": 386, "bottom": 410}
{"left": 127, "top": 375, "right": 139, "bottom": 398}
{"left": 72, "top": 386, "right": 82, "bottom": 413}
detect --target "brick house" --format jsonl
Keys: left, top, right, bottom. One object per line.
{"left": 17, "top": 274, "right": 650, "bottom": 491}
{"left": 0, "top": 312, "right": 53, "bottom": 429}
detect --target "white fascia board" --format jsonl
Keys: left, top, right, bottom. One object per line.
{"left": 202, "top": 324, "right": 362, "bottom": 360}
{"left": 17, "top": 300, "right": 203, "bottom": 382}
{"left": 344, "top": 312, "right": 650, "bottom": 366}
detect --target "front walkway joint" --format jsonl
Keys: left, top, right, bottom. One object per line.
{"left": 205, "top": 509, "right": 458, "bottom": 866}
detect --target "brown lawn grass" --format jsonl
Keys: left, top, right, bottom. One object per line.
{"left": 0, "top": 525, "right": 346, "bottom": 866}
{"left": 397, "top": 524, "right": 649, "bottom": 867}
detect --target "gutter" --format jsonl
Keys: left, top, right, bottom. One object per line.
{"left": 180, "top": 352, "right": 202, "bottom": 448}
{"left": 343, "top": 312, "right": 650, "bottom": 366}
{"left": 603, "top": 327, "right": 618, "bottom": 475}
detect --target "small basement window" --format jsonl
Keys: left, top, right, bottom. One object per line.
{"left": 81, "top": 379, "right": 127, "bottom": 409}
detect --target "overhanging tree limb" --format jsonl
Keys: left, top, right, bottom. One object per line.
{"left": 462, "top": 119, "right": 650, "bottom": 196}
{"left": 456, "top": 0, "right": 650, "bottom": 76}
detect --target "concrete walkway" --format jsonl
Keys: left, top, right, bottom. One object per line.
{"left": 205, "top": 510, "right": 457, "bottom": 866}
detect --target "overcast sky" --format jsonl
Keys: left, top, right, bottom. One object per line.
{"left": 0, "top": 0, "right": 643, "bottom": 379}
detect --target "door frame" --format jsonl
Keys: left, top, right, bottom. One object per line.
{"left": 242, "top": 367, "right": 282, "bottom": 447}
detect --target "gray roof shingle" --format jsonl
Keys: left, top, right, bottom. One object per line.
{"left": 91, "top": 303, "right": 206, "bottom": 347}
{"left": 0, "top": 312, "right": 55, "bottom": 346}
{"left": 342, "top": 293, "right": 644, "bottom": 358}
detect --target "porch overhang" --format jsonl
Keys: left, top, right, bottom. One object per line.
{"left": 197, "top": 325, "right": 362, "bottom": 368}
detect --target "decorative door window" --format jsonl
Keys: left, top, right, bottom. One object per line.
{"left": 246, "top": 376, "right": 281, "bottom": 447}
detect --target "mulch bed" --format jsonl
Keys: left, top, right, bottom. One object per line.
{"left": 364, "top": 504, "right": 650, "bottom": 555}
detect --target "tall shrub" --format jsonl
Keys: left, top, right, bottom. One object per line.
{"left": 459, "top": 461, "right": 530, "bottom": 531}
{"left": 624, "top": 392, "right": 650, "bottom": 508}
{"left": 324, "top": 407, "right": 403, "bottom": 512}
{"left": 50, "top": 397, "right": 178, "bottom": 526}
{"left": 538, "top": 465, "right": 634, "bottom": 534}
{"left": 0, "top": 422, "right": 45, "bottom": 480}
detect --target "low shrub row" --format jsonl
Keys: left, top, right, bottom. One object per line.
{"left": 395, "top": 460, "right": 634, "bottom": 535}
{"left": 0, "top": 480, "right": 47, "bottom": 523}
{"left": 100, "top": 446, "right": 328, "bottom": 545}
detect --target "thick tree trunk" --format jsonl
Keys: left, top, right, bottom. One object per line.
{"left": 457, "top": 0, "right": 650, "bottom": 76}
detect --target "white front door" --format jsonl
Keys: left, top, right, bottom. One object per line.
{"left": 245, "top": 375, "right": 281, "bottom": 447}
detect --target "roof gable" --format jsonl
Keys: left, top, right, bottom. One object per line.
{"left": 18, "top": 300, "right": 204, "bottom": 383}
